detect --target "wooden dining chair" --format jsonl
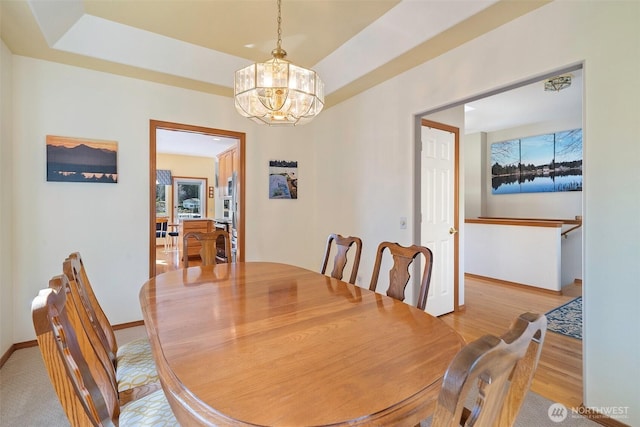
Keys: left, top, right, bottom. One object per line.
{"left": 64, "top": 252, "right": 159, "bottom": 404}
{"left": 32, "top": 277, "right": 177, "bottom": 427}
{"left": 368, "top": 241, "right": 434, "bottom": 310}
{"left": 430, "top": 312, "right": 547, "bottom": 427}
{"left": 320, "top": 233, "right": 363, "bottom": 284}
{"left": 183, "top": 230, "right": 231, "bottom": 267}
{"left": 48, "top": 275, "right": 120, "bottom": 411}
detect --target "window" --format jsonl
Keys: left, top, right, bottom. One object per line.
{"left": 156, "top": 169, "right": 172, "bottom": 218}
{"left": 173, "top": 177, "right": 206, "bottom": 220}
{"left": 156, "top": 184, "right": 169, "bottom": 217}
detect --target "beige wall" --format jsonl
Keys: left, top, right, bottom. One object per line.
{"left": 157, "top": 153, "right": 216, "bottom": 220}
{"left": 0, "top": 40, "right": 14, "bottom": 353}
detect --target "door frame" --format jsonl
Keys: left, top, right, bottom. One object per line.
{"left": 149, "top": 120, "right": 246, "bottom": 278}
{"left": 415, "top": 118, "right": 460, "bottom": 312}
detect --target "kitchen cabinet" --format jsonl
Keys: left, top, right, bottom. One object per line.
{"left": 217, "top": 146, "right": 237, "bottom": 195}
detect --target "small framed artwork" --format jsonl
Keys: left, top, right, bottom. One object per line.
{"left": 269, "top": 160, "right": 298, "bottom": 199}
{"left": 46, "top": 135, "right": 118, "bottom": 183}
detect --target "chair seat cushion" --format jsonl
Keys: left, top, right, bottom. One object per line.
{"left": 120, "top": 389, "right": 178, "bottom": 426}
{"left": 116, "top": 338, "right": 159, "bottom": 392}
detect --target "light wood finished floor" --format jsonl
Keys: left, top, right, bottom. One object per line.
{"left": 155, "top": 248, "right": 583, "bottom": 409}
{"left": 155, "top": 244, "right": 200, "bottom": 274}
{"left": 441, "top": 276, "right": 583, "bottom": 409}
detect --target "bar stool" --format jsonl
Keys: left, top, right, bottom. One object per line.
{"left": 166, "top": 223, "right": 179, "bottom": 251}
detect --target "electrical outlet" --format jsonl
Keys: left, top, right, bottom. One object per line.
{"left": 400, "top": 217, "right": 407, "bottom": 229}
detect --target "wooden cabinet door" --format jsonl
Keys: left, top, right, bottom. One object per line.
{"left": 232, "top": 147, "right": 238, "bottom": 176}
{"left": 218, "top": 147, "right": 237, "bottom": 193}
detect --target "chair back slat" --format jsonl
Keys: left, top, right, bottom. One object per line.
{"left": 368, "top": 241, "right": 433, "bottom": 310}
{"left": 432, "top": 312, "right": 547, "bottom": 427}
{"left": 60, "top": 260, "right": 118, "bottom": 388}
{"left": 33, "top": 277, "right": 119, "bottom": 426}
{"left": 184, "top": 230, "right": 232, "bottom": 267}
{"left": 320, "top": 234, "right": 363, "bottom": 284}
{"left": 66, "top": 253, "right": 118, "bottom": 362}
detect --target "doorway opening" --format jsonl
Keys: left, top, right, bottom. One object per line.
{"left": 149, "top": 120, "right": 246, "bottom": 277}
{"left": 415, "top": 64, "right": 584, "bottom": 406}
{"left": 415, "top": 65, "right": 584, "bottom": 313}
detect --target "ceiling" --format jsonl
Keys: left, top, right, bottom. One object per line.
{"left": 464, "top": 69, "right": 582, "bottom": 135}
{"left": 1, "top": 0, "right": 551, "bottom": 106}
{"left": 2, "top": 0, "right": 581, "bottom": 156}
{"left": 155, "top": 129, "right": 238, "bottom": 158}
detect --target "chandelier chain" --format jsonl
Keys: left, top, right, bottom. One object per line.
{"left": 276, "top": 0, "right": 282, "bottom": 51}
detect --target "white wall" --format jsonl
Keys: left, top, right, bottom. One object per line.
{"left": 310, "top": 1, "right": 639, "bottom": 423}
{"left": 466, "top": 223, "right": 561, "bottom": 291}
{"left": 243, "top": 125, "right": 318, "bottom": 267}
{"left": 0, "top": 40, "right": 14, "bottom": 353}
{"left": 309, "top": 94, "right": 420, "bottom": 296}
{"left": 464, "top": 132, "right": 486, "bottom": 218}
{"left": 561, "top": 224, "right": 582, "bottom": 286}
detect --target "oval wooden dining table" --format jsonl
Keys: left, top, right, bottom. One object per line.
{"left": 139, "top": 262, "right": 464, "bottom": 426}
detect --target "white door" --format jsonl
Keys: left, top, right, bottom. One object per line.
{"left": 420, "top": 120, "right": 458, "bottom": 316}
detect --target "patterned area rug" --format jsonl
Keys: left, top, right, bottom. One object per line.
{"left": 546, "top": 297, "right": 582, "bottom": 340}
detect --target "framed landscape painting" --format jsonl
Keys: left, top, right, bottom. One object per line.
{"left": 491, "top": 128, "right": 582, "bottom": 194}
{"left": 46, "top": 135, "right": 118, "bottom": 183}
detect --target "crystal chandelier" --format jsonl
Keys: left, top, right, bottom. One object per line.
{"left": 234, "top": 0, "right": 324, "bottom": 126}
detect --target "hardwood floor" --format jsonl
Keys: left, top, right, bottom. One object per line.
{"left": 155, "top": 245, "right": 203, "bottom": 274}
{"left": 441, "top": 275, "right": 583, "bottom": 409}
{"left": 154, "top": 251, "right": 583, "bottom": 409}
{"left": 155, "top": 245, "right": 181, "bottom": 274}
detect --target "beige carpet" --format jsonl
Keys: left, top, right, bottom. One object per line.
{"left": 0, "top": 326, "right": 146, "bottom": 427}
{"left": 1, "top": 326, "right": 598, "bottom": 427}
